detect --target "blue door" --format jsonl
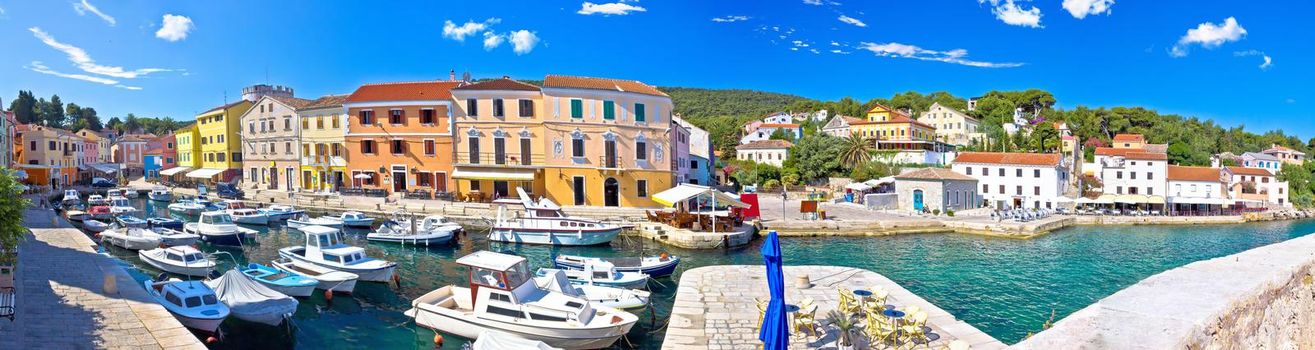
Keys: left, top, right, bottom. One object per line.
{"left": 913, "top": 190, "right": 924, "bottom": 211}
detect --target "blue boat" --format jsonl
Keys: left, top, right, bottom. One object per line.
{"left": 241, "top": 263, "right": 319, "bottom": 298}
{"left": 116, "top": 216, "right": 148, "bottom": 229}
{"left": 554, "top": 254, "right": 681, "bottom": 278}
{"left": 147, "top": 217, "right": 185, "bottom": 231}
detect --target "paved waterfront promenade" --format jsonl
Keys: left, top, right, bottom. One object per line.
{"left": 0, "top": 207, "right": 205, "bottom": 349}
{"left": 664, "top": 265, "right": 1007, "bottom": 350}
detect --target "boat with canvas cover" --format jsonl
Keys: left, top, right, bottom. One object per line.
{"left": 82, "top": 219, "right": 111, "bottom": 233}
{"left": 116, "top": 215, "right": 148, "bottom": 228}
{"left": 277, "top": 225, "right": 396, "bottom": 282}
{"left": 147, "top": 217, "right": 185, "bottom": 231}
{"left": 405, "top": 251, "right": 638, "bottom": 349}
{"left": 488, "top": 188, "right": 621, "bottom": 246}
{"left": 205, "top": 269, "right": 298, "bottom": 326}
{"left": 144, "top": 277, "right": 229, "bottom": 333}
{"left": 88, "top": 205, "right": 113, "bottom": 220}
{"left": 471, "top": 330, "right": 563, "bottom": 350}
{"left": 151, "top": 227, "right": 200, "bottom": 247}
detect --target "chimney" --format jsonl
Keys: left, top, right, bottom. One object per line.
{"left": 449, "top": 70, "right": 456, "bottom": 81}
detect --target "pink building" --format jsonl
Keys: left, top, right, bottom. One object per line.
{"left": 114, "top": 133, "right": 152, "bottom": 177}
{"left": 150, "top": 132, "right": 178, "bottom": 170}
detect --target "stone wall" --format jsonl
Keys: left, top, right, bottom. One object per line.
{"left": 1012, "top": 233, "right": 1315, "bottom": 349}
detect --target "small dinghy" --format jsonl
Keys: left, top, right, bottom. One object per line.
{"left": 287, "top": 214, "right": 344, "bottom": 229}
{"left": 471, "top": 330, "right": 563, "bottom": 350}
{"left": 205, "top": 269, "right": 298, "bottom": 326}
{"left": 65, "top": 210, "right": 90, "bottom": 221}
{"left": 139, "top": 246, "right": 215, "bottom": 277}
{"left": 101, "top": 227, "right": 163, "bottom": 250}
{"left": 82, "top": 219, "right": 111, "bottom": 233}
{"left": 367, "top": 215, "right": 460, "bottom": 246}
{"left": 116, "top": 215, "right": 148, "bottom": 229}
{"left": 271, "top": 258, "right": 358, "bottom": 293}
{"left": 536, "top": 269, "right": 651, "bottom": 310}
{"left": 241, "top": 263, "right": 319, "bottom": 298}
{"left": 259, "top": 204, "right": 303, "bottom": 221}
{"left": 145, "top": 277, "right": 229, "bottom": 333}
{"left": 151, "top": 227, "right": 201, "bottom": 247}
{"left": 554, "top": 254, "right": 681, "bottom": 278}
{"left": 539, "top": 260, "right": 649, "bottom": 289}
{"left": 147, "top": 217, "right": 185, "bottom": 231}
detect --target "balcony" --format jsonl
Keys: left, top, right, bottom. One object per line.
{"left": 457, "top": 152, "right": 544, "bottom": 167}
{"left": 301, "top": 155, "right": 347, "bottom": 167}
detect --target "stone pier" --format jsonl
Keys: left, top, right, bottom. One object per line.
{"left": 664, "top": 265, "right": 1007, "bottom": 350}
{"left": 0, "top": 207, "right": 205, "bottom": 350}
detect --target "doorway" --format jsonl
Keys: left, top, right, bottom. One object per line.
{"left": 493, "top": 181, "right": 509, "bottom": 199}
{"left": 912, "top": 189, "right": 924, "bottom": 212}
{"left": 604, "top": 177, "right": 619, "bottom": 207}
{"left": 572, "top": 176, "right": 586, "bottom": 205}
{"left": 392, "top": 165, "right": 407, "bottom": 192}
{"left": 269, "top": 167, "right": 279, "bottom": 190}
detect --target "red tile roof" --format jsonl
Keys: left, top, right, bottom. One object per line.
{"left": 346, "top": 80, "right": 462, "bottom": 103}
{"left": 895, "top": 168, "right": 977, "bottom": 181}
{"left": 953, "top": 152, "right": 1061, "bottom": 166}
{"left": 1094, "top": 147, "right": 1168, "bottom": 160}
{"left": 1167, "top": 166, "right": 1222, "bottom": 182}
{"left": 269, "top": 95, "right": 314, "bottom": 109}
{"left": 737, "top": 140, "right": 793, "bottom": 150}
{"left": 454, "top": 77, "right": 541, "bottom": 91}
{"left": 542, "top": 75, "right": 668, "bottom": 97}
{"left": 1112, "top": 134, "right": 1145, "bottom": 143}
{"left": 758, "top": 123, "right": 800, "bottom": 128}
{"left": 302, "top": 94, "right": 350, "bottom": 109}
{"left": 1225, "top": 166, "right": 1275, "bottom": 176}
{"left": 1264, "top": 144, "right": 1306, "bottom": 155}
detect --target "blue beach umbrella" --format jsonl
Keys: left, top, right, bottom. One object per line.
{"left": 758, "top": 230, "right": 789, "bottom": 349}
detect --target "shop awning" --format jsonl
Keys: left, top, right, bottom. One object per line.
{"left": 13, "top": 170, "right": 27, "bottom": 180}
{"left": 451, "top": 169, "right": 536, "bottom": 181}
{"left": 185, "top": 168, "right": 226, "bottom": 179}
{"left": 1115, "top": 194, "right": 1147, "bottom": 204}
{"left": 1146, "top": 195, "right": 1166, "bottom": 205}
{"left": 845, "top": 182, "right": 872, "bottom": 191}
{"left": 1169, "top": 197, "right": 1225, "bottom": 205}
{"left": 864, "top": 176, "right": 896, "bottom": 187}
{"left": 1094, "top": 194, "right": 1117, "bottom": 204}
{"left": 88, "top": 163, "right": 122, "bottom": 174}
{"left": 159, "top": 167, "right": 191, "bottom": 176}
{"left": 652, "top": 184, "right": 750, "bottom": 208}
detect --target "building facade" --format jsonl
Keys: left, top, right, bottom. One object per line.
{"left": 150, "top": 132, "right": 177, "bottom": 171}
{"left": 917, "top": 102, "right": 981, "bottom": 146}
{"left": 1262, "top": 144, "right": 1305, "bottom": 166}
{"left": 74, "top": 129, "right": 102, "bottom": 167}
{"left": 854, "top": 104, "right": 952, "bottom": 165}
{"left": 894, "top": 168, "right": 981, "bottom": 213}
{"left": 240, "top": 95, "right": 311, "bottom": 191}
{"left": 673, "top": 116, "right": 714, "bottom": 185}
{"left": 739, "top": 123, "right": 801, "bottom": 144}
{"left": 114, "top": 134, "right": 152, "bottom": 178}
{"left": 451, "top": 77, "right": 546, "bottom": 200}
{"left": 952, "top": 152, "right": 1070, "bottom": 209}
{"left": 1224, "top": 166, "right": 1290, "bottom": 207}
{"left": 1166, "top": 165, "right": 1226, "bottom": 211}
{"left": 171, "top": 124, "right": 201, "bottom": 176}
{"left": 192, "top": 100, "right": 254, "bottom": 182}
{"left": 297, "top": 94, "right": 350, "bottom": 192}
{"left": 735, "top": 140, "right": 792, "bottom": 167}
{"left": 15, "top": 125, "right": 82, "bottom": 187}
{"left": 1093, "top": 147, "right": 1168, "bottom": 197}
{"left": 344, "top": 80, "right": 460, "bottom": 196}
{"left": 821, "top": 116, "right": 862, "bottom": 138}
{"left": 1239, "top": 152, "right": 1282, "bottom": 174}
{"left": 0, "top": 112, "right": 12, "bottom": 169}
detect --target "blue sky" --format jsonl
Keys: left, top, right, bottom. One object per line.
{"left": 1, "top": 1, "right": 1311, "bottom": 138}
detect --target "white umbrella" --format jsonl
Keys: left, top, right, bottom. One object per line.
{"left": 353, "top": 173, "right": 372, "bottom": 179}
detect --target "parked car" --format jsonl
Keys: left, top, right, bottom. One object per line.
{"left": 91, "top": 177, "right": 117, "bottom": 188}
{"left": 216, "top": 183, "right": 245, "bottom": 199}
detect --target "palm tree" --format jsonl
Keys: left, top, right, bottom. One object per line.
{"left": 840, "top": 132, "right": 874, "bottom": 169}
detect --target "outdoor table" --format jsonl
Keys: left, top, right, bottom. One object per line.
{"left": 883, "top": 309, "right": 907, "bottom": 345}
{"left": 853, "top": 289, "right": 873, "bottom": 308}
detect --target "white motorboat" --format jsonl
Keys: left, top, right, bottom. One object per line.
{"left": 405, "top": 251, "right": 638, "bottom": 349}
{"left": 107, "top": 195, "right": 137, "bottom": 215}
{"left": 116, "top": 215, "right": 148, "bottom": 229}
{"left": 205, "top": 269, "right": 298, "bottom": 326}
{"left": 168, "top": 199, "right": 207, "bottom": 215}
{"left": 117, "top": 187, "right": 139, "bottom": 198}
{"left": 138, "top": 246, "right": 216, "bottom": 277}
{"left": 536, "top": 269, "right": 651, "bottom": 310}
{"left": 144, "top": 277, "right": 229, "bottom": 333}
{"left": 65, "top": 210, "right": 90, "bottom": 221}
{"left": 151, "top": 227, "right": 201, "bottom": 247}
{"left": 184, "top": 211, "right": 257, "bottom": 246}
{"left": 472, "top": 330, "right": 563, "bottom": 350}
{"left": 259, "top": 204, "right": 303, "bottom": 221}
{"left": 367, "top": 215, "right": 461, "bottom": 245}
{"left": 539, "top": 261, "right": 648, "bottom": 289}
{"left": 82, "top": 219, "right": 111, "bottom": 233}
{"left": 148, "top": 187, "right": 172, "bottom": 202}
{"left": 61, "top": 189, "right": 80, "bottom": 206}
{"left": 277, "top": 225, "right": 396, "bottom": 282}
{"left": 334, "top": 211, "right": 375, "bottom": 227}
{"left": 227, "top": 208, "right": 269, "bottom": 225}
{"left": 488, "top": 188, "right": 621, "bottom": 246}
{"left": 106, "top": 188, "right": 124, "bottom": 198}
{"left": 287, "top": 214, "right": 343, "bottom": 229}
{"left": 271, "top": 258, "right": 358, "bottom": 293}
{"left": 101, "top": 227, "right": 163, "bottom": 250}
{"left": 554, "top": 254, "right": 681, "bottom": 278}
{"left": 86, "top": 194, "right": 108, "bottom": 206}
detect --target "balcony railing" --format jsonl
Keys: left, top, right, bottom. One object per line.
{"left": 458, "top": 152, "right": 544, "bottom": 167}
{"left": 300, "top": 155, "right": 346, "bottom": 167}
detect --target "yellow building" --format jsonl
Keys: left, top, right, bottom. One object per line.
{"left": 189, "top": 100, "right": 252, "bottom": 182}
{"left": 450, "top": 77, "right": 548, "bottom": 201}
{"left": 853, "top": 104, "right": 954, "bottom": 165}
{"left": 297, "top": 94, "right": 350, "bottom": 191}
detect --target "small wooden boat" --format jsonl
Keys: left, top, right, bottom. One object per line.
{"left": 116, "top": 215, "right": 148, "bottom": 229}
{"left": 101, "top": 227, "right": 162, "bottom": 250}
{"left": 151, "top": 228, "right": 200, "bottom": 247}
{"left": 65, "top": 210, "right": 90, "bottom": 221}
{"left": 241, "top": 263, "right": 318, "bottom": 298}
{"left": 287, "top": 214, "right": 343, "bottom": 229}
{"left": 147, "top": 217, "right": 184, "bottom": 231}
{"left": 148, "top": 187, "right": 172, "bottom": 202}
{"left": 554, "top": 254, "right": 680, "bottom": 278}
{"left": 271, "top": 258, "right": 358, "bottom": 293}
{"left": 277, "top": 225, "right": 396, "bottom": 282}
{"left": 82, "top": 219, "right": 111, "bottom": 233}
{"left": 138, "top": 246, "right": 215, "bottom": 277}
{"left": 205, "top": 269, "right": 298, "bottom": 326}
{"left": 539, "top": 260, "right": 649, "bottom": 289}
{"left": 144, "top": 277, "right": 229, "bottom": 333}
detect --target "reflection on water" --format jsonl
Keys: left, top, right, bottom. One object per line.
{"left": 92, "top": 198, "right": 1315, "bottom": 348}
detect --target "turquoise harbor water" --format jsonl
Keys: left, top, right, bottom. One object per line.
{"left": 94, "top": 198, "right": 1315, "bottom": 348}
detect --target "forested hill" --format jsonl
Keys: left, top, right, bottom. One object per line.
{"left": 660, "top": 87, "right": 811, "bottom": 120}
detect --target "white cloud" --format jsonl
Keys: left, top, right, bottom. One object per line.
{"left": 25, "top": 61, "right": 140, "bottom": 90}
{"left": 482, "top": 32, "right": 505, "bottom": 50}
{"left": 858, "top": 42, "right": 1024, "bottom": 68}
{"left": 0, "top": 6, "right": 7, "bottom": 16}
{"left": 711, "top": 15, "right": 750, "bottom": 23}
{"left": 72, "top": 0, "right": 115, "bottom": 26}
{"left": 1234, "top": 50, "right": 1272, "bottom": 70}
{"left": 831, "top": 49, "right": 851, "bottom": 55}
{"left": 155, "top": 14, "right": 193, "bottom": 42}
{"left": 508, "top": 30, "right": 539, "bottom": 55}
{"left": 577, "top": 2, "right": 646, "bottom": 16}
{"left": 29, "top": 27, "right": 171, "bottom": 79}
{"left": 1062, "top": 0, "right": 1114, "bottom": 19}
{"left": 803, "top": 0, "right": 823, "bottom": 5}
{"left": 838, "top": 15, "right": 867, "bottom": 27}
{"left": 443, "top": 18, "right": 500, "bottom": 41}
{"left": 830, "top": 41, "right": 841, "bottom": 46}
{"left": 1170, "top": 17, "right": 1246, "bottom": 57}
{"left": 980, "top": 0, "right": 1042, "bottom": 28}
{"left": 791, "top": 40, "right": 810, "bottom": 48}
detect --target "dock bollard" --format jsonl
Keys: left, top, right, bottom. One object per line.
{"left": 103, "top": 272, "right": 118, "bottom": 294}
{"left": 795, "top": 275, "right": 812, "bottom": 289}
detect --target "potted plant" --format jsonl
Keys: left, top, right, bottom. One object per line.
{"left": 826, "top": 310, "right": 857, "bottom": 349}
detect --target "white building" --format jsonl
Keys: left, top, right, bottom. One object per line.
{"left": 1261, "top": 144, "right": 1305, "bottom": 165}
{"left": 1224, "top": 166, "right": 1290, "bottom": 208}
{"left": 1239, "top": 152, "right": 1282, "bottom": 174}
{"left": 1166, "top": 165, "right": 1227, "bottom": 212}
{"left": 917, "top": 102, "right": 981, "bottom": 146}
{"left": 952, "top": 152, "right": 1070, "bottom": 209}
{"left": 821, "top": 116, "right": 862, "bottom": 138}
{"left": 762, "top": 112, "right": 792, "bottom": 124}
{"left": 1002, "top": 108, "right": 1030, "bottom": 136}
{"left": 1092, "top": 147, "right": 1168, "bottom": 197}
{"left": 673, "top": 116, "right": 715, "bottom": 185}
{"left": 739, "top": 123, "right": 801, "bottom": 144}
{"left": 735, "top": 140, "right": 792, "bottom": 167}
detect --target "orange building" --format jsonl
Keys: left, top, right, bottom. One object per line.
{"left": 343, "top": 80, "right": 461, "bottom": 195}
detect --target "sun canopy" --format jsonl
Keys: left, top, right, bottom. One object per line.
{"left": 864, "top": 176, "right": 896, "bottom": 187}
{"left": 1146, "top": 195, "right": 1166, "bottom": 204}
{"left": 1094, "top": 194, "right": 1117, "bottom": 204}
{"left": 452, "top": 169, "right": 535, "bottom": 181}
{"left": 185, "top": 168, "right": 225, "bottom": 179}
{"left": 159, "top": 167, "right": 191, "bottom": 176}
{"left": 652, "top": 184, "right": 750, "bottom": 208}
{"left": 88, "top": 163, "right": 122, "bottom": 174}
{"left": 844, "top": 182, "right": 872, "bottom": 191}
{"left": 1114, "top": 194, "right": 1147, "bottom": 204}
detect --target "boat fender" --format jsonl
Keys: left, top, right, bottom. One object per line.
{"left": 393, "top": 273, "right": 402, "bottom": 288}
{"left": 324, "top": 290, "right": 334, "bottom": 304}
{"left": 432, "top": 334, "right": 443, "bottom": 347}
{"left": 206, "top": 336, "right": 219, "bottom": 344}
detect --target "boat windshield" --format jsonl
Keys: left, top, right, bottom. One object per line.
{"left": 185, "top": 296, "right": 201, "bottom": 308}
{"left": 505, "top": 262, "right": 531, "bottom": 288}
{"left": 202, "top": 294, "right": 218, "bottom": 305}
{"left": 534, "top": 209, "right": 561, "bottom": 218}
{"left": 184, "top": 253, "right": 203, "bottom": 262}
{"left": 316, "top": 233, "right": 339, "bottom": 247}
{"left": 202, "top": 214, "right": 233, "bottom": 224}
